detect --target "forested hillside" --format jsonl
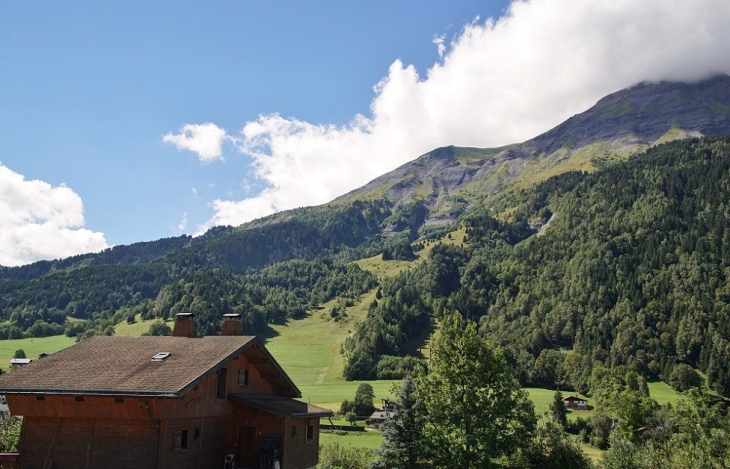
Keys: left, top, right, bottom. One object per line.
{"left": 0, "top": 201, "right": 391, "bottom": 340}
{"left": 3, "top": 76, "right": 730, "bottom": 404}
{"left": 346, "top": 137, "right": 730, "bottom": 396}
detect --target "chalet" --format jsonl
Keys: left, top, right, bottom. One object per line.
{"left": 367, "top": 410, "right": 394, "bottom": 430}
{"left": 367, "top": 399, "right": 396, "bottom": 430}
{"left": 0, "top": 313, "right": 331, "bottom": 469}
{"left": 563, "top": 395, "right": 592, "bottom": 410}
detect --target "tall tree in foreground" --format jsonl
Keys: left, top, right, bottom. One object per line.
{"left": 549, "top": 390, "right": 568, "bottom": 429}
{"left": 369, "top": 377, "right": 427, "bottom": 469}
{"left": 417, "top": 312, "right": 536, "bottom": 468}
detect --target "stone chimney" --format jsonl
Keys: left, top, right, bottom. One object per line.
{"left": 172, "top": 312, "right": 197, "bottom": 338}
{"left": 221, "top": 313, "right": 243, "bottom": 336}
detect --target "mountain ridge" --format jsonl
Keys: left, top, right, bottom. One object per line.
{"left": 3, "top": 75, "right": 729, "bottom": 278}
{"left": 337, "top": 74, "right": 730, "bottom": 225}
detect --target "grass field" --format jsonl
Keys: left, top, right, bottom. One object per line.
{"left": 647, "top": 381, "right": 683, "bottom": 406}
{"left": 0, "top": 315, "right": 169, "bottom": 369}
{"left": 113, "top": 315, "right": 173, "bottom": 336}
{"left": 0, "top": 335, "right": 76, "bottom": 369}
{"left": 320, "top": 429, "right": 383, "bottom": 450}
{"left": 263, "top": 294, "right": 399, "bottom": 410}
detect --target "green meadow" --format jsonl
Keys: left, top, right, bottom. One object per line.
{"left": 0, "top": 335, "right": 76, "bottom": 369}
{"left": 113, "top": 315, "right": 173, "bottom": 336}
{"left": 263, "top": 292, "right": 399, "bottom": 410}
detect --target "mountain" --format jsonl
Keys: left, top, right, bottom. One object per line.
{"left": 338, "top": 74, "right": 730, "bottom": 226}
{"left": 343, "top": 136, "right": 730, "bottom": 396}
{"left": 3, "top": 76, "right": 730, "bottom": 393}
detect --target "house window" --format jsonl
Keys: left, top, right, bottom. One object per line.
{"left": 239, "top": 368, "right": 249, "bottom": 386}
{"left": 217, "top": 368, "right": 228, "bottom": 399}
{"left": 114, "top": 397, "right": 124, "bottom": 403}
{"left": 306, "top": 422, "right": 314, "bottom": 442}
{"left": 173, "top": 429, "right": 189, "bottom": 450}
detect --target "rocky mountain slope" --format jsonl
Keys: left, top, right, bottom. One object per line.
{"left": 338, "top": 74, "right": 730, "bottom": 225}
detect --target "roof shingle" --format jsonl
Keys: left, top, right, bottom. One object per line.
{"left": 0, "top": 335, "right": 260, "bottom": 397}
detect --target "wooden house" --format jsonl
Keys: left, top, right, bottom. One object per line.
{"left": 367, "top": 399, "right": 396, "bottom": 429}
{"left": 0, "top": 313, "right": 331, "bottom": 469}
{"left": 563, "top": 395, "right": 591, "bottom": 410}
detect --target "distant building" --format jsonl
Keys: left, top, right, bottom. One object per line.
{"left": 8, "top": 358, "right": 31, "bottom": 367}
{"left": 0, "top": 313, "right": 331, "bottom": 469}
{"left": 368, "top": 398, "right": 396, "bottom": 429}
{"left": 563, "top": 395, "right": 592, "bottom": 410}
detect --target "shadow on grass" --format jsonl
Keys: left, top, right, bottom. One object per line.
{"left": 256, "top": 325, "right": 281, "bottom": 343}
{"left": 257, "top": 308, "right": 325, "bottom": 343}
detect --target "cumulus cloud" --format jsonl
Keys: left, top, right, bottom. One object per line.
{"left": 183, "top": 0, "right": 730, "bottom": 234}
{"left": 163, "top": 123, "right": 229, "bottom": 163}
{"left": 0, "top": 164, "right": 108, "bottom": 266}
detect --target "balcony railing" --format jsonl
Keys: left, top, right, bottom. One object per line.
{"left": 0, "top": 453, "right": 19, "bottom": 469}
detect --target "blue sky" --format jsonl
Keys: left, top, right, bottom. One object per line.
{"left": 2, "top": 0, "right": 730, "bottom": 266}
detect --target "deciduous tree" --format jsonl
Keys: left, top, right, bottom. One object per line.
{"left": 417, "top": 312, "right": 536, "bottom": 468}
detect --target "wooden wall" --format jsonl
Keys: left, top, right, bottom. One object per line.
{"left": 9, "top": 395, "right": 151, "bottom": 421}
{"left": 156, "top": 416, "right": 228, "bottom": 469}
{"left": 18, "top": 417, "right": 158, "bottom": 469}
{"left": 281, "top": 418, "right": 320, "bottom": 469}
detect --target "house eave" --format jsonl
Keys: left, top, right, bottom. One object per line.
{"left": 0, "top": 389, "right": 182, "bottom": 399}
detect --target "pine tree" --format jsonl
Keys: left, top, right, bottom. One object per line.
{"left": 549, "top": 390, "right": 568, "bottom": 429}
{"left": 369, "top": 377, "right": 426, "bottom": 469}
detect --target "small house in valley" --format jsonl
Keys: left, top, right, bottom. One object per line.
{"left": 367, "top": 398, "right": 396, "bottom": 429}
{"left": 0, "top": 313, "right": 331, "bottom": 469}
{"left": 563, "top": 395, "right": 591, "bottom": 411}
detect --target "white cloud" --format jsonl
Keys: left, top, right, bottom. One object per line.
{"left": 163, "top": 123, "right": 229, "bottom": 163}
{"left": 0, "top": 164, "right": 108, "bottom": 266}
{"left": 433, "top": 34, "right": 446, "bottom": 59}
{"left": 178, "top": 212, "right": 188, "bottom": 231}
{"left": 185, "top": 0, "right": 730, "bottom": 233}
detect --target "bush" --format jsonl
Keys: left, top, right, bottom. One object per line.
{"left": 143, "top": 320, "right": 172, "bottom": 336}
{"left": 354, "top": 383, "right": 375, "bottom": 416}
{"left": 375, "top": 355, "right": 427, "bottom": 380}
{"left": 0, "top": 413, "right": 21, "bottom": 452}
{"left": 669, "top": 363, "right": 702, "bottom": 392}
{"left": 340, "top": 400, "right": 355, "bottom": 415}
{"left": 64, "top": 320, "right": 91, "bottom": 338}
{"left": 318, "top": 441, "right": 372, "bottom": 469}
{"left": 25, "top": 320, "right": 64, "bottom": 338}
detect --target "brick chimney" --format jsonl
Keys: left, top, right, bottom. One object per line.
{"left": 221, "top": 313, "right": 243, "bottom": 336}
{"left": 172, "top": 312, "right": 197, "bottom": 338}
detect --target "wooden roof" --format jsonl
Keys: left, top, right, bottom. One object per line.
{"left": 229, "top": 394, "right": 333, "bottom": 418}
{"left": 0, "top": 335, "right": 300, "bottom": 398}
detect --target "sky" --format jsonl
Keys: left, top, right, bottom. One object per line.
{"left": 1, "top": 0, "right": 730, "bottom": 267}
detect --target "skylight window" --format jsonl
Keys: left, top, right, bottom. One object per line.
{"left": 152, "top": 352, "right": 171, "bottom": 361}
